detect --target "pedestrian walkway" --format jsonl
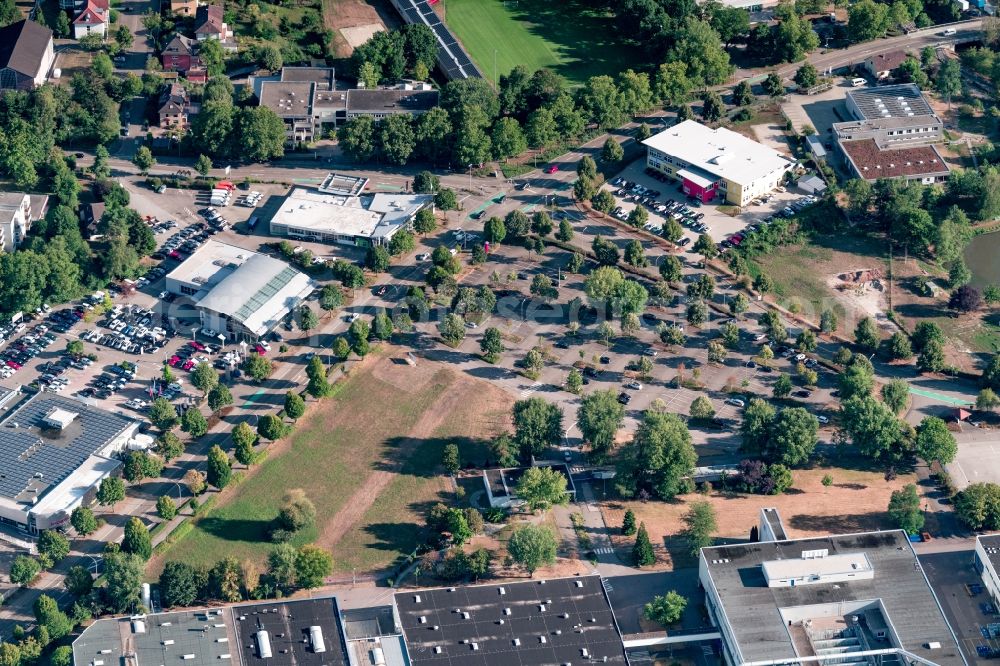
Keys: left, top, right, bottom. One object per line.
{"left": 910, "top": 386, "right": 973, "bottom": 407}
{"left": 594, "top": 547, "right": 615, "bottom": 555}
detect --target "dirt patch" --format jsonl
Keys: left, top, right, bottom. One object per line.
{"left": 322, "top": 0, "right": 392, "bottom": 58}
{"left": 751, "top": 123, "right": 794, "bottom": 156}
{"left": 600, "top": 468, "right": 920, "bottom": 569}
{"left": 340, "top": 23, "right": 384, "bottom": 48}
{"left": 825, "top": 269, "right": 889, "bottom": 324}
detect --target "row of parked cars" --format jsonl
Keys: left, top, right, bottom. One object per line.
{"left": 0, "top": 324, "right": 59, "bottom": 379}
{"left": 90, "top": 304, "right": 174, "bottom": 355}
{"left": 77, "top": 362, "right": 139, "bottom": 401}
{"left": 36, "top": 354, "right": 94, "bottom": 393}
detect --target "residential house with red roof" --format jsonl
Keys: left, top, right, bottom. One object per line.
{"left": 73, "top": 0, "right": 109, "bottom": 39}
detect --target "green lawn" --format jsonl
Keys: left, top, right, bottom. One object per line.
{"left": 151, "top": 360, "right": 457, "bottom": 576}
{"left": 443, "top": 0, "right": 634, "bottom": 85}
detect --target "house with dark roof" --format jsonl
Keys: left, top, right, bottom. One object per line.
{"left": 158, "top": 83, "right": 195, "bottom": 128}
{"left": 862, "top": 50, "right": 910, "bottom": 79}
{"left": 80, "top": 201, "right": 106, "bottom": 238}
{"left": 73, "top": 0, "right": 109, "bottom": 39}
{"left": 194, "top": 4, "right": 235, "bottom": 49}
{"left": 0, "top": 20, "right": 55, "bottom": 91}
{"left": 161, "top": 34, "right": 201, "bottom": 75}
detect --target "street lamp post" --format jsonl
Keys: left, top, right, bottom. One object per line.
{"left": 468, "top": 164, "right": 473, "bottom": 191}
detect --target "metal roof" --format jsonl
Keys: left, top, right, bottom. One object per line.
{"left": 74, "top": 608, "right": 239, "bottom": 666}
{"left": 195, "top": 254, "right": 314, "bottom": 336}
{"left": 848, "top": 83, "right": 934, "bottom": 120}
{"left": 394, "top": 575, "right": 628, "bottom": 666}
{"left": 0, "top": 391, "right": 133, "bottom": 502}
{"left": 701, "top": 531, "right": 965, "bottom": 666}
{"left": 232, "top": 598, "right": 349, "bottom": 666}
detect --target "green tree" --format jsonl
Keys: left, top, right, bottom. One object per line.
{"left": 881, "top": 379, "right": 910, "bottom": 414}
{"left": 848, "top": 0, "right": 891, "bottom": 42}
{"left": 148, "top": 397, "right": 178, "bottom": 430}
{"left": 349, "top": 319, "right": 371, "bottom": 357}
{"left": 276, "top": 489, "right": 316, "bottom": 533}
{"left": 773, "top": 373, "right": 793, "bottom": 399}
{"left": 619, "top": 410, "right": 696, "bottom": 500}
{"left": 71, "top": 506, "right": 99, "bottom": 536}
{"left": 195, "top": 154, "right": 212, "bottom": 176}
{"left": 854, "top": 317, "right": 879, "bottom": 352}
{"left": 102, "top": 551, "right": 145, "bottom": 612}
{"left": 794, "top": 62, "right": 819, "bottom": 89}
{"left": 191, "top": 362, "right": 219, "bottom": 394}
{"left": 601, "top": 137, "right": 624, "bottom": 162}
{"left": 888, "top": 483, "right": 924, "bottom": 534}
{"left": 319, "top": 285, "right": 344, "bottom": 311}
{"left": 122, "top": 517, "right": 152, "bottom": 560}
{"left": 207, "top": 383, "right": 233, "bottom": 413}
{"left": 295, "top": 545, "right": 333, "bottom": 588}
{"left": 820, "top": 309, "right": 839, "bottom": 333}
{"left": 159, "top": 561, "right": 199, "bottom": 608}
{"left": 670, "top": 18, "right": 732, "bottom": 86}
{"left": 284, "top": 391, "right": 306, "bottom": 420}
{"left": 64, "top": 565, "right": 94, "bottom": 597}
{"left": 917, "top": 338, "right": 945, "bottom": 373}
{"left": 442, "top": 443, "right": 460, "bottom": 475}
{"left": 180, "top": 407, "right": 208, "bottom": 438}
{"left": 955, "top": 482, "right": 1000, "bottom": 530}
{"left": 37, "top": 530, "right": 70, "bottom": 564}
{"left": 480, "top": 326, "right": 505, "bottom": 363}
{"left": 915, "top": 416, "right": 958, "bottom": 465}
{"left": 643, "top": 591, "right": 688, "bottom": 626}
{"left": 132, "top": 146, "right": 155, "bottom": 174}
{"left": 578, "top": 389, "right": 626, "bottom": 460}
{"left": 305, "top": 356, "right": 331, "bottom": 398}
{"left": 681, "top": 501, "right": 717, "bottom": 556}
{"left": 936, "top": 58, "right": 961, "bottom": 107}
{"left": 690, "top": 395, "right": 716, "bottom": 420}
{"left": 258, "top": 414, "right": 288, "bottom": 441}
{"left": 206, "top": 444, "right": 232, "bottom": 489}
{"left": 515, "top": 466, "right": 569, "bottom": 511}
{"left": 978, "top": 388, "right": 1000, "bottom": 411}
{"left": 157, "top": 495, "right": 177, "bottom": 520}
{"left": 622, "top": 509, "right": 637, "bottom": 536}
{"left": 840, "top": 395, "right": 905, "bottom": 462}
{"left": 770, "top": 408, "right": 819, "bottom": 466}
{"left": 507, "top": 525, "right": 557, "bottom": 576}
{"left": 632, "top": 522, "right": 656, "bottom": 566}
{"left": 244, "top": 353, "right": 274, "bottom": 382}
{"left": 439, "top": 313, "right": 466, "bottom": 346}
{"left": 693, "top": 234, "right": 718, "bottom": 262}
{"left": 97, "top": 476, "right": 125, "bottom": 510}
{"left": 9, "top": 555, "right": 41, "bottom": 586}
{"left": 512, "top": 397, "right": 564, "bottom": 461}
{"left": 492, "top": 117, "right": 527, "bottom": 160}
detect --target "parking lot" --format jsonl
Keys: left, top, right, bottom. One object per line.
{"left": 599, "top": 160, "right": 819, "bottom": 247}
{"left": 921, "top": 549, "right": 997, "bottom": 664}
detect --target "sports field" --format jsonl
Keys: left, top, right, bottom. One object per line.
{"left": 150, "top": 353, "right": 512, "bottom": 577}
{"left": 443, "top": 0, "right": 634, "bottom": 85}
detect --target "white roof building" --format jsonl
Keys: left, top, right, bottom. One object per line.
{"left": 642, "top": 120, "right": 794, "bottom": 206}
{"left": 164, "top": 239, "right": 259, "bottom": 299}
{"left": 195, "top": 253, "right": 316, "bottom": 340}
{"left": 269, "top": 177, "right": 432, "bottom": 247}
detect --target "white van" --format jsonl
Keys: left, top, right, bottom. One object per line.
{"left": 851, "top": 77, "right": 867, "bottom": 87}
{"left": 940, "top": 28, "right": 957, "bottom": 36}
